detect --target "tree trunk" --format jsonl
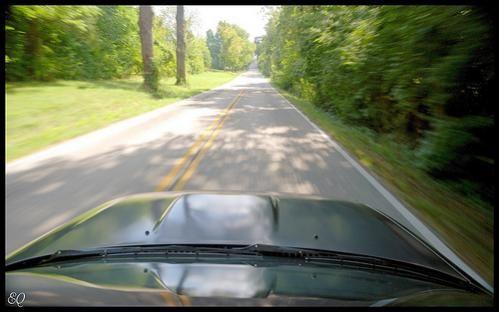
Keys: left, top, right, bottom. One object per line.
{"left": 25, "top": 19, "right": 41, "bottom": 79}
{"left": 175, "top": 5, "right": 186, "bottom": 86}
{"left": 139, "top": 6, "right": 156, "bottom": 91}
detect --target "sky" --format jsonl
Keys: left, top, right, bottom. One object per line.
{"left": 153, "top": 5, "right": 275, "bottom": 41}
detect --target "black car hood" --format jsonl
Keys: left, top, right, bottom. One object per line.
{"left": 6, "top": 192, "right": 459, "bottom": 278}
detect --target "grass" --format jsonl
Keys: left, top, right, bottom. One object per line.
{"left": 274, "top": 85, "right": 494, "bottom": 286}
{"left": 6, "top": 71, "right": 239, "bottom": 161}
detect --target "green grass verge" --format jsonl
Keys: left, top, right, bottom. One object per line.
{"left": 274, "top": 84, "right": 493, "bottom": 286}
{"left": 6, "top": 71, "right": 239, "bottom": 161}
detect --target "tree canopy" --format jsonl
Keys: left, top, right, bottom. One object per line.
{"left": 206, "top": 21, "right": 255, "bottom": 71}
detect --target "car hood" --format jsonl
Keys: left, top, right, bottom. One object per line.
{"left": 6, "top": 192, "right": 459, "bottom": 278}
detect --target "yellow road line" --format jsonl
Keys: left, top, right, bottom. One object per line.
{"left": 155, "top": 90, "right": 244, "bottom": 192}
{"left": 173, "top": 91, "right": 244, "bottom": 191}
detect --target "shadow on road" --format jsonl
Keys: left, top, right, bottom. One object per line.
{"left": 6, "top": 68, "right": 411, "bottom": 255}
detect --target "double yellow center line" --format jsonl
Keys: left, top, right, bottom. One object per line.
{"left": 155, "top": 90, "right": 245, "bottom": 192}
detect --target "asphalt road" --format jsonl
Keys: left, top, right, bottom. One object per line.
{"left": 5, "top": 63, "right": 492, "bottom": 292}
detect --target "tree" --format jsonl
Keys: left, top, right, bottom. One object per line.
{"left": 153, "top": 11, "right": 176, "bottom": 78}
{"left": 213, "top": 21, "right": 255, "bottom": 71}
{"left": 138, "top": 5, "right": 157, "bottom": 92}
{"left": 187, "top": 36, "right": 211, "bottom": 74}
{"left": 206, "top": 29, "right": 221, "bottom": 69}
{"left": 156, "top": 6, "right": 209, "bottom": 78}
{"left": 175, "top": 5, "right": 186, "bottom": 86}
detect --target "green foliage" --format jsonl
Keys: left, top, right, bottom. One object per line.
{"left": 206, "top": 29, "right": 221, "bottom": 69}
{"left": 6, "top": 5, "right": 139, "bottom": 81}
{"left": 207, "top": 21, "right": 255, "bottom": 71}
{"left": 153, "top": 13, "right": 176, "bottom": 78}
{"left": 94, "top": 6, "right": 142, "bottom": 79}
{"left": 6, "top": 5, "right": 211, "bottom": 82}
{"left": 258, "top": 5, "right": 494, "bottom": 202}
{"left": 187, "top": 35, "right": 211, "bottom": 74}
{"left": 416, "top": 116, "right": 494, "bottom": 200}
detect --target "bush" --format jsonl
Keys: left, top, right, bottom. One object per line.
{"left": 416, "top": 116, "right": 493, "bottom": 199}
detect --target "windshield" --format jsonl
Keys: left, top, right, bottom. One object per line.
{"left": 6, "top": 4, "right": 494, "bottom": 307}
{"left": 5, "top": 257, "right": 468, "bottom": 303}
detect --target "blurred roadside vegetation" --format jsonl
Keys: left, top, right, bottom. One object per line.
{"left": 5, "top": 6, "right": 211, "bottom": 82}
{"left": 258, "top": 6, "right": 494, "bottom": 283}
{"left": 5, "top": 6, "right": 255, "bottom": 82}
{"left": 5, "top": 5, "right": 255, "bottom": 160}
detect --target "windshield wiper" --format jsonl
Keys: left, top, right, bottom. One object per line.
{"left": 5, "top": 243, "right": 362, "bottom": 270}
{"left": 242, "top": 244, "right": 482, "bottom": 293}
{"left": 5, "top": 243, "right": 482, "bottom": 293}
{"left": 5, "top": 244, "right": 261, "bottom": 271}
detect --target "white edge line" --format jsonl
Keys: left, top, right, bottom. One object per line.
{"left": 270, "top": 84, "right": 493, "bottom": 294}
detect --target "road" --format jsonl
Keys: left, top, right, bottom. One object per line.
{"left": 5, "top": 63, "right": 492, "bottom": 292}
